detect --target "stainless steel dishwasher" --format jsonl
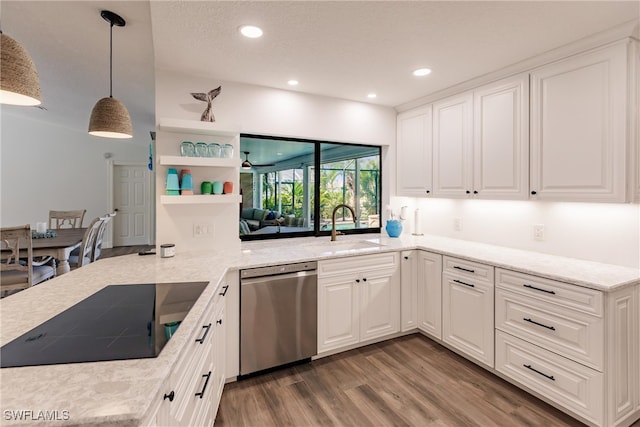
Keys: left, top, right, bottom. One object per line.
{"left": 240, "top": 261, "right": 317, "bottom": 376}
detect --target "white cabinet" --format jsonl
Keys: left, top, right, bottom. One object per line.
{"left": 433, "top": 92, "right": 473, "bottom": 198}
{"left": 442, "top": 256, "right": 494, "bottom": 367}
{"left": 473, "top": 74, "right": 529, "bottom": 199}
{"left": 530, "top": 42, "right": 629, "bottom": 202}
{"left": 416, "top": 250, "right": 442, "bottom": 339}
{"left": 433, "top": 74, "right": 529, "bottom": 199}
{"left": 396, "top": 107, "right": 433, "bottom": 196}
{"left": 400, "top": 251, "right": 417, "bottom": 331}
{"left": 155, "top": 283, "right": 227, "bottom": 427}
{"left": 318, "top": 253, "right": 400, "bottom": 354}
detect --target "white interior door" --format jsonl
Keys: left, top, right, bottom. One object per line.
{"left": 113, "top": 164, "right": 151, "bottom": 246}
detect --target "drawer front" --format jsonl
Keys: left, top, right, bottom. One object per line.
{"left": 496, "top": 269, "right": 603, "bottom": 316}
{"left": 443, "top": 256, "right": 494, "bottom": 284}
{"left": 318, "top": 252, "right": 398, "bottom": 278}
{"left": 496, "top": 331, "right": 603, "bottom": 425}
{"left": 496, "top": 288, "right": 603, "bottom": 370}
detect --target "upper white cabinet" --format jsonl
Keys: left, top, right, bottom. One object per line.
{"left": 396, "top": 106, "right": 433, "bottom": 196}
{"left": 432, "top": 74, "right": 529, "bottom": 199}
{"left": 432, "top": 93, "right": 473, "bottom": 198}
{"left": 473, "top": 75, "right": 529, "bottom": 199}
{"left": 530, "top": 42, "right": 629, "bottom": 202}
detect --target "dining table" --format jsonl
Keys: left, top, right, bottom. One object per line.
{"left": 30, "top": 228, "right": 86, "bottom": 275}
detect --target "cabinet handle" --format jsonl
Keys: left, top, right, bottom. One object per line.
{"left": 403, "top": 256, "right": 409, "bottom": 260}
{"left": 523, "top": 364, "right": 555, "bottom": 381}
{"left": 363, "top": 277, "right": 367, "bottom": 282}
{"left": 473, "top": 190, "right": 478, "bottom": 194}
{"left": 195, "top": 323, "right": 212, "bottom": 344}
{"left": 453, "top": 279, "right": 474, "bottom": 288}
{"left": 216, "top": 319, "right": 223, "bottom": 325}
{"left": 465, "top": 190, "right": 471, "bottom": 194}
{"left": 163, "top": 391, "right": 175, "bottom": 402}
{"left": 355, "top": 279, "right": 360, "bottom": 283}
{"left": 426, "top": 190, "right": 431, "bottom": 194}
{"left": 453, "top": 265, "right": 475, "bottom": 273}
{"left": 523, "top": 284, "right": 555, "bottom": 295}
{"left": 195, "top": 371, "right": 212, "bottom": 399}
{"left": 531, "top": 191, "right": 537, "bottom": 195}
{"left": 523, "top": 317, "right": 556, "bottom": 331}
{"left": 219, "top": 285, "right": 229, "bottom": 296}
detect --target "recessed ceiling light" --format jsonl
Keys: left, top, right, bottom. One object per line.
{"left": 239, "top": 25, "right": 263, "bottom": 38}
{"left": 287, "top": 80, "right": 299, "bottom": 86}
{"left": 367, "top": 93, "right": 377, "bottom": 99}
{"left": 277, "top": 152, "right": 283, "bottom": 156}
{"left": 413, "top": 68, "right": 432, "bottom": 77}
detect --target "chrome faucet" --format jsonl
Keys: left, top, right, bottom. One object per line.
{"left": 331, "top": 204, "right": 356, "bottom": 241}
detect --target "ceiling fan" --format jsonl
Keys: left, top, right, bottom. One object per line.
{"left": 241, "top": 151, "right": 275, "bottom": 169}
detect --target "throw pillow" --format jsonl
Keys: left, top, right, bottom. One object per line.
{"left": 266, "top": 211, "right": 275, "bottom": 220}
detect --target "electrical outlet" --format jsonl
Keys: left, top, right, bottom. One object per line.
{"left": 193, "top": 223, "right": 214, "bottom": 237}
{"left": 454, "top": 217, "right": 462, "bottom": 231}
{"left": 533, "top": 224, "right": 545, "bottom": 241}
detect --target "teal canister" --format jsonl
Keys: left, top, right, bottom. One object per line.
{"left": 201, "top": 181, "right": 213, "bottom": 195}
{"left": 212, "top": 181, "right": 223, "bottom": 194}
{"left": 385, "top": 219, "right": 403, "bottom": 238}
{"left": 166, "top": 168, "right": 180, "bottom": 195}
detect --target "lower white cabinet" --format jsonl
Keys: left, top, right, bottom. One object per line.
{"left": 318, "top": 253, "right": 400, "bottom": 354}
{"left": 400, "top": 251, "right": 418, "bottom": 331}
{"left": 155, "top": 284, "right": 227, "bottom": 427}
{"left": 442, "top": 257, "right": 495, "bottom": 367}
{"left": 416, "top": 251, "right": 442, "bottom": 339}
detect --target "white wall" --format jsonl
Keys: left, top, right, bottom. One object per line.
{"left": 0, "top": 111, "right": 148, "bottom": 235}
{"left": 391, "top": 196, "right": 640, "bottom": 269}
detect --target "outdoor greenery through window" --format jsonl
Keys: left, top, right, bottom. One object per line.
{"left": 239, "top": 135, "right": 381, "bottom": 240}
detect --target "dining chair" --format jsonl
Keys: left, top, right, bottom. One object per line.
{"left": 49, "top": 209, "right": 86, "bottom": 229}
{"left": 68, "top": 217, "right": 103, "bottom": 269}
{"left": 1, "top": 225, "right": 56, "bottom": 298}
{"left": 92, "top": 211, "right": 117, "bottom": 262}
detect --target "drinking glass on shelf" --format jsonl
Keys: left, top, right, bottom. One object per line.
{"left": 195, "top": 142, "right": 209, "bottom": 157}
{"left": 180, "top": 141, "right": 195, "bottom": 157}
{"left": 222, "top": 144, "right": 234, "bottom": 159}
{"left": 208, "top": 143, "right": 222, "bottom": 158}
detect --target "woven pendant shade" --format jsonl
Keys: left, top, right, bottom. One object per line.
{"left": 0, "top": 33, "right": 42, "bottom": 106}
{"left": 88, "top": 96, "right": 132, "bottom": 139}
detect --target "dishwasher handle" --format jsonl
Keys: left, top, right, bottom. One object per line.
{"left": 241, "top": 269, "right": 317, "bottom": 286}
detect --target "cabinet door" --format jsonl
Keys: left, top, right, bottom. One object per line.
{"left": 530, "top": 42, "right": 628, "bottom": 202}
{"left": 213, "top": 302, "right": 226, "bottom": 414}
{"left": 359, "top": 268, "right": 400, "bottom": 342}
{"left": 433, "top": 92, "right": 473, "bottom": 198}
{"left": 473, "top": 74, "right": 529, "bottom": 199}
{"left": 318, "top": 274, "right": 360, "bottom": 353}
{"left": 442, "top": 272, "right": 494, "bottom": 367}
{"left": 416, "top": 251, "right": 442, "bottom": 339}
{"left": 400, "top": 251, "right": 418, "bottom": 331}
{"left": 396, "top": 107, "right": 433, "bottom": 196}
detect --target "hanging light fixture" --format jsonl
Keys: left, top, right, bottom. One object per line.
{"left": 0, "top": 31, "right": 42, "bottom": 106}
{"left": 241, "top": 151, "right": 253, "bottom": 170}
{"left": 88, "top": 10, "right": 132, "bottom": 139}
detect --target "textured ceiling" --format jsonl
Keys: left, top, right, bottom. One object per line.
{"left": 151, "top": 1, "right": 639, "bottom": 108}
{"left": 1, "top": 1, "right": 638, "bottom": 148}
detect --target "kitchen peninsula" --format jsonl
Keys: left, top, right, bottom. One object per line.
{"left": 1, "top": 234, "right": 639, "bottom": 427}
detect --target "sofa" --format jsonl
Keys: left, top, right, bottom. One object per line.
{"left": 240, "top": 208, "right": 270, "bottom": 231}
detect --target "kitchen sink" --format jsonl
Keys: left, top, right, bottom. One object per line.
{"left": 302, "top": 239, "right": 385, "bottom": 253}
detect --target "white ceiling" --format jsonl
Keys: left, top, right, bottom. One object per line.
{"left": 2, "top": 1, "right": 638, "bottom": 146}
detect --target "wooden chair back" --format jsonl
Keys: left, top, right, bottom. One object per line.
{"left": 92, "top": 211, "right": 117, "bottom": 262}
{"left": 49, "top": 209, "right": 86, "bottom": 229}
{"left": 0, "top": 225, "right": 33, "bottom": 292}
{"left": 72, "top": 217, "right": 103, "bottom": 269}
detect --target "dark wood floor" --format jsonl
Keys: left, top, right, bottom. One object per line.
{"left": 216, "top": 334, "right": 598, "bottom": 427}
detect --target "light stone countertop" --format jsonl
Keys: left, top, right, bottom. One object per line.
{"left": 1, "top": 233, "right": 638, "bottom": 426}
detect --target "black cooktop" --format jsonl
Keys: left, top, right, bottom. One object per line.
{"left": 0, "top": 282, "right": 209, "bottom": 368}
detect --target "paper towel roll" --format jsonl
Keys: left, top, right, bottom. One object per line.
{"left": 413, "top": 208, "right": 423, "bottom": 236}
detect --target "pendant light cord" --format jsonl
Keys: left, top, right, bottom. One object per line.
{"left": 109, "top": 20, "right": 113, "bottom": 98}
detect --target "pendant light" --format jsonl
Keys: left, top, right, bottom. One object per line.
{"left": 241, "top": 152, "right": 252, "bottom": 170}
{"left": 0, "top": 31, "right": 42, "bottom": 106}
{"left": 88, "top": 10, "right": 132, "bottom": 139}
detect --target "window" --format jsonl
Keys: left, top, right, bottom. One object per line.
{"left": 239, "top": 135, "right": 381, "bottom": 240}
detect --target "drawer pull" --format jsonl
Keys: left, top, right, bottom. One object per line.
{"left": 195, "top": 323, "right": 212, "bottom": 344}
{"left": 195, "top": 371, "right": 212, "bottom": 399}
{"left": 219, "top": 285, "right": 229, "bottom": 296}
{"left": 453, "top": 279, "right": 475, "bottom": 288}
{"left": 453, "top": 266, "right": 475, "bottom": 273}
{"left": 523, "top": 364, "right": 555, "bottom": 381}
{"left": 163, "top": 391, "right": 175, "bottom": 402}
{"left": 523, "top": 318, "right": 556, "bottom": 331}
{"left": 523, "top": 284, "right": 556, "bottom": 295}
{"left": 216, "top": 319, "right": 223, "bottom": 325}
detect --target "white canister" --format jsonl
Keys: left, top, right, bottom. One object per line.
{"left": 36, "top": 222, "right": 47, "bottom": 233}
{"left": 160, "top": 244, "right": 175, "bottom": 258}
